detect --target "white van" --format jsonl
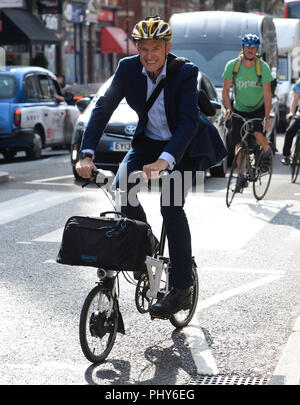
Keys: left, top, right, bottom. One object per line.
{"left": 274, "top": 18, "right": 300, "bottom": 131}
{"left": 170, "top": 11, "right": 280, "bottom": 150}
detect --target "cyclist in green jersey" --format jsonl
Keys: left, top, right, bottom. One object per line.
{"left": 222, "top": 34, "right": 273, "bottom": 191}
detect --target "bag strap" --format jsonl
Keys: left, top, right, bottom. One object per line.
{"left": 232, "top": 52, "right": 262, "bottom": 87}
{"left": 138, "top": 76, "right": 168, "bottom": 118}
{"left": 138, "top": 57, "right": 188, "bottom": 118}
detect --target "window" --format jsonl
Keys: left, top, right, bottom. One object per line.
{"left": 37, "top": 75, "right": 52, "bottom": 100}
{"left": 0, "top": 75, "right": 16, "bottom": 98}
{"left": 171, "top": 43, "right": 240, "bottom": 87}
{"left": 51, "top": 79, "right": 63, "bottom": 97}
{"left": 25, "top": 75, "right": 39, "bottom": 100}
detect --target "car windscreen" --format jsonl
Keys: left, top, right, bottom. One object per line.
{"left": 288, "top": 2, "right": 300, "bottom": 18}
{"left": 171, "top": 43, "right": 240, "bottom": 87}
{"left": 0, "top": 75, "right": 16, "bottom": 98}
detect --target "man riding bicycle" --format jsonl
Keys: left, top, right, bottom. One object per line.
{"left": 75, "top": 16, "right": 225, "bottom": 317}
{"left": 222, "top": 34, "right": 273, "bottom": 191}
{"left": 281, "top": 78, "right": 300, "bottom": 165}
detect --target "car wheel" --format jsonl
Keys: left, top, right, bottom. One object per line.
{"left": 26, "top": 132, "right": 42, "bottom": 160}
{"left": 209, "top": 158, "right": 226, "bottom": 177}
{"left": 2, "top": 150, "right": 16, "bottom": 160}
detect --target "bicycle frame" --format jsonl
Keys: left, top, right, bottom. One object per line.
{"left": 234, "top": 114, "right": 263, "bottom": 179}
{"left": 93, "top": 169, "right": 170, "bottom": 301}
{"left": 226, "top": 113, "right": 272, "bottom": 207}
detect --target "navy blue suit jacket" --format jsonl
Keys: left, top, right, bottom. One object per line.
{"left": 81, "top": 53, "right": 227, "bottom": 169}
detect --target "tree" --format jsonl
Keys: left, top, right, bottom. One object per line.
{"left": 211, "top": 0, "right": 283, "bottom": 14}
{"left": 213, "top": 0, "right": 229, "bottom": 10}
{"left": 232, "top": 0, "right": 248, "bottom": 12}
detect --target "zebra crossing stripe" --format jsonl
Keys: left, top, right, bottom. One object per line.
{"left": 0, "top": 191, "right": 82, "bottom": 226}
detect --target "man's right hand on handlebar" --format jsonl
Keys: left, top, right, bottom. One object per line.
{"left": 75, "top": 157, "right": 97, "bottom": 179}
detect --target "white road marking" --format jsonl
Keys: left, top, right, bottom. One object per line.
{"left": 269, "top": 316, "right": 300, "bottom": 385}
{"left": 34, "top": 227, "right": 64, "bottom": 242}
{"left": 189, "top": 274, "right": 284, "bottom": 375}
{"left": 288, "top": 228, "right": 300, "bottom": 238}
{"left": 25, "top": 175, "right": 74, "bottom": 183}
{"left": 201, "top": 267, "right": 286, "bottom": 275}
{"left": 0, "top": 191, "right": 82, "bottom": 226}
{"left": 196, "top": 274, "right": 284, "bottom": 312}
{"left": 186, "top": 197, "right": 286, "bottom": 250}
{"left": 184, "top": 325, "right": 219, "bottom": 375}
{"left": 25, "top": 175, "right": 75, "bottom": 187}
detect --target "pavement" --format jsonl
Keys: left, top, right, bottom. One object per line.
{"left": 0, "top": 171, "right": 9, "bottom": 184}
{"left": 0, "top": 168, "right": 299, "bottom": 386}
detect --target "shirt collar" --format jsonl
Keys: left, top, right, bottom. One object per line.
{"left": 142, "top": 59, "right": 167, "bottom": 83}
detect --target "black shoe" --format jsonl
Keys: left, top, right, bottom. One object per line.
{"left": 235, "top": 176, "right": 248, "bottom": 193}
{"left": 261, "top": 152, "right": 272, "bottom": 172}
{"left": 149, "top": 286, "right": 193, "bottom": 317}
{"left": 281, "top": 156, "right": 290, "bottom": 166}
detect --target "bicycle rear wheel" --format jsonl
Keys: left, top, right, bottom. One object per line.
{"left": 169, "top": 259, "right": 199, "bottom": 328}
{"left": 226, "top": 147, "right": 246, "bottom": 207}
{"left": 253, "top": 149, "right": 273, "bottom": 200}
{"left": 79, "top": 284, "right": 118, "bottom": 363}
{"left": 291, "top": 136, "right": 300, "bottom": 183}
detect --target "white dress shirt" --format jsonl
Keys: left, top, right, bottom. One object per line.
{"left": 141, "top": 60, "right": 175, "bottom": 169}
{"left": 83, "top": 59, "right": 175, "bottom": 169}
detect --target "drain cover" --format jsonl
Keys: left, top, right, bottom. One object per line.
{"left": 188, "top": 375, "right": 269, "bottom": 385}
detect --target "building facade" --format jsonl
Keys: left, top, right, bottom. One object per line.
{"left": 0, "top": 0, "right": 208, "bottom": 85}
{"left": 61, "top": 0, "right": 206, "bottom": 84}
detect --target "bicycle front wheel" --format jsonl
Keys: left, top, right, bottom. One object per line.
{"left": 291, "top": 137, "right": 300, "bottom": 183}
{"left": 79, "top": 284, "right": 118, "bottom": 363}
{"left": 169, "top": 259, "right": 199, "bottom": 328}
{"left": 253, "top": 149, "right": 273, "bottom": 200}
{"left": 226, "top": 147, "right": 246, "bottom": 207}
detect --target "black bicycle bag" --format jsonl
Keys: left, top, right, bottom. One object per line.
{"left": 56, "top": 213, "right": 157, "bottom": 271}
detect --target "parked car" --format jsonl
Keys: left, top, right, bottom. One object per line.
{"left": 71, "top": 70, "right": 227, "bottom": 179}
{"left": 0, "top": 66, "right": 79, "bottom": 160}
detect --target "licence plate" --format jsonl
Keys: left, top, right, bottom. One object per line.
{"left": 110, "top": 141, "right": 131, "bottom": 152}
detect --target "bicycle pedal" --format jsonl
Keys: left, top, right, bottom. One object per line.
{"left": 150, "top": 313, "right": 170, "bottom": 320}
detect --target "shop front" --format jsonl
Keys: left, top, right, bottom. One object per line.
{"left": 0, "top": 6, "right": 60, "bottom": 68}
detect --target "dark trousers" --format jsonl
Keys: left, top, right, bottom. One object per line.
{"left": 283, "top": 118, "right": 300, "bottom": 157}
{"left": 113, "top": 136, "right": 197, "bottom": 289}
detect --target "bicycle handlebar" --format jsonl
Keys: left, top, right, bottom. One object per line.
{"left": 91, "top": 168, "right": 169, "bottom": 184}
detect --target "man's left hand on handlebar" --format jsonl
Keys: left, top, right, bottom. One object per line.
{"left": 142, "top": 158, "right": 169, "bottom": 181}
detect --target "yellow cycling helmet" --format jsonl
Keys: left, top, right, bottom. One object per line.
{"left": 132, "top": 16, "right": 172, "bottom": 41}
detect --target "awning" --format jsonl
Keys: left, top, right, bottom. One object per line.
{"left": 101, "top": 27, "right": 137, "bottom": 55}
{"left": 0, "top": 8, "right": 60, "bottom": 45}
